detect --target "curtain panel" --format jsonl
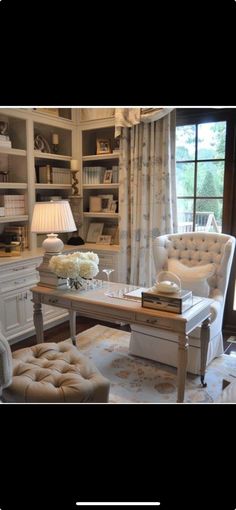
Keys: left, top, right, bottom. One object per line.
{"left": 119, "top": 110, "right": 177, "bottom": 286}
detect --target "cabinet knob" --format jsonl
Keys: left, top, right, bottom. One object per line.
{"left": 48, "top": 298, "right": 58, "bottom": 304}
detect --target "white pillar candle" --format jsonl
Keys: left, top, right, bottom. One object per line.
{"left": 52, "top": 133, "right": 59, "bottom": 144}
{"left": 70, "top": 159, "right": 78, "bottom": 170}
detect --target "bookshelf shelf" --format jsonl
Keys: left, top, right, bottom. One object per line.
{"left": 0, "top": 148, "right": 26, "bottom": 157}
{"left": 82, "top": 154, "right": 119, "bottom": 161}
{"left": 35, "top": 184, "right": 72, "bottom": 190}
{"left": 0, "top": 215, "right": 28, "bottom": 223}
{"left": 0, "top": 183, "right": 27, "bottom": 189}
{"left": 34, "top": 151, "right": 72, "bottom": 161}
{"left": 83, "top": 183, "right": 119, "bottom": 189}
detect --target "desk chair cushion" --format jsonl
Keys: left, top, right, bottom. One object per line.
{"left": 2, "top": 340, "right": 110, "bottom": 403}
{"left": 168, "top": 259, "right": 216, "bottom": 297}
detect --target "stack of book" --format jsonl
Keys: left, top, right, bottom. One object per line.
{"left": 38, "top": 165, "right": 71, "bottom": 184}
{"left": 0, "top": 135, "right": 12, "bottom": 148}
{"left": 112, "top": 166, "right": 119, "bottom": 183}
{"left": 83, "top": 167, "right": 104, "bottom": 184}
{"left": 0, "top": 195, "right": 25, "bottom": 216}
{"left": 4, "top": 225, "right": 29, "bottom": 250}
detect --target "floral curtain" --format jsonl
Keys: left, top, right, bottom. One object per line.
{"left": 119, "top": 110, "right": 177, "bottom": 286}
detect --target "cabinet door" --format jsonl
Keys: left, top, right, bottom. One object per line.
{"left": 0, "top": 289, "right": 25, "bottom": 336}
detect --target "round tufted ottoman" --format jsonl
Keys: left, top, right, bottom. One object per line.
{"left": 2, "top": 340, "right": 110, "bottom": 403}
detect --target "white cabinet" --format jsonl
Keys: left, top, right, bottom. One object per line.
{"left": 0, "top": 256, "right": 68, "bottom": 344}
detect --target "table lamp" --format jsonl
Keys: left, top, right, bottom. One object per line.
{"left": 31, "top": 200, "right": 76, "bottom": 287}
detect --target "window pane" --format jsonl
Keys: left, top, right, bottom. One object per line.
{"left": 196, "top": 161, "right": 224, "bottom": 197}
{"left": 176, "top": 163, "right": 195, "bottom": 196}
{"left": 177, "top": 199, "right": 194, "bottom": 232}
{"left": 196, "top": 199, "right": 223, "bottom": 232}
{"left": 176, "top": 125, "right": 196, "bottom": 161}
{"left": 197, "top": 121, "right": 226, "bottom": 160}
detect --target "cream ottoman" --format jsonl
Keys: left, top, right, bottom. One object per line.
{"left": 2, "top": 339, "right": 110, "bottom": 403}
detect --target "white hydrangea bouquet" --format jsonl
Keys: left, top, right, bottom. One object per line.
{"left": 49, "top": 251, "right": 99, "bottom": 289}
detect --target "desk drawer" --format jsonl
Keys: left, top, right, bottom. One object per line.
{"left": 0, "top": 273, "right": 38, "bottom": 293}
{"left": 135, "top": 312, "right": 172, "bottom": 329}
{"left": 41, "top": 295, "right": 70, "bottom": 309}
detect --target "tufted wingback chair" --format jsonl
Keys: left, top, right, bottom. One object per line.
{"left": 0, "top": 324, "right": 110, "bottom": 403}
{"left": 129, "top": 232, "right": 235, "bottom": 374}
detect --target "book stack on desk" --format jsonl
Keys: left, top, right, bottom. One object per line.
{"left": 141, "top": 289, "right": 193, "bottom": 314}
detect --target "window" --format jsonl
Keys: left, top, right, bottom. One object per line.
{"left": 176, "top": 118, "right": 227, "bottom": 233}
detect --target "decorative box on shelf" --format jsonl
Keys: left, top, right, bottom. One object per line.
{"left": 141, "top": 289, "right": 193, "bottom": 314}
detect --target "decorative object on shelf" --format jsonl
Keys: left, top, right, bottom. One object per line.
{"left": 49, "top": 251, "right": 99, "bottom": 291}
{"left": 0, "top": 170, "right": 9, "bottom": 182}
{"left": 86, "top": 222, "right": 104, "bottom": 243}
{"left": 34, "top": 134, "right": 51, "bottom": 153}
{"left": 0, "top": 122, "right": 11, "bottom": 148}
{"left": 96, "top": 138, "right": 111, "bottom": 155}
{"left": 52, "top": 133, "right": 59, "bottom": 153}
{"left": 103, "top": 169, "right": 113, "bottom": 184}
{"left": 70, "top": 159, "right": 79, "bottom": 196}
{"left": 31, "top": 200, "right": 76, "bottom": 287}
{"left": 112, "top": 136, "right": 120, "bottom": 153}
{"left": 0, "top": 121, "right": 8, "bottom": 135}
{"left": 97, "top": 235, "right": 111, "bottom": 245}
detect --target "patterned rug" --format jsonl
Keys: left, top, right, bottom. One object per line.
{"left": 75, "top": 325, "right": 236, "bottom": 403}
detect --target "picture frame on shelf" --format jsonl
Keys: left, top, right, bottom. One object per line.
{"left": 98, "top": 194, "right": 113, "bottom": 212}
{"left": 86, "top": 222, "right": 104, "bottom": 243}
{"left": 110, "top": 200, "right": 118, "bottom": 213}
{"left": 103, "top": 225, "right": 119, "bottom": 245}
{"left": 89, "top": 196, "right": 102, "bottom": 212}
{"left": 103, "top": 170, "right": 113, "bottom": 184}
{"left": 96, "top": 138, "right": 111, "bottom": 155}
{"left": 97, "top": 235, "right": 112, "bottom": 245}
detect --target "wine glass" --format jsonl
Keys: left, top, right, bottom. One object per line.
{"left": 102, "top": 268, "right": 114, "bottom": 291}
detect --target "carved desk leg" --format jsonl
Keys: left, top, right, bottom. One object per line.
{"left": 33, "top": 302, "right": 44, "bottom": 344}
{"left": 69, "top": 311, "right": 76, "bottom": 346}
{"left": 177, "top": 334, "right": 189, "bottom": 403}
{"left": 200, "top": 317, "right": 211, "bottom": 387}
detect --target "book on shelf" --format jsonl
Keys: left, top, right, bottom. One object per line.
{"left": 51, "top": 167, "right": 71, "bottom": 185}
{"left": 38, "top": 165, "right": 71, "bottom": 184}
{"left": 38, "top": 165, "right": 51, "bottom": 184}
{"left": 0, "top": 140, "right": 12, "bottom": 148}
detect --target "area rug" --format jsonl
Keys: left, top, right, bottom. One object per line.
{"left": 75, "top": 325, "right": 236, "bottom": 403}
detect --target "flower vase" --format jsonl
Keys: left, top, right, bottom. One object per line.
{"left": 66, "top": 277, "right": 86, "bottom": 290}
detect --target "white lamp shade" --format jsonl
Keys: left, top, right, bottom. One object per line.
{"left": 31, "top": 200, "right": 76, "bottom": 233}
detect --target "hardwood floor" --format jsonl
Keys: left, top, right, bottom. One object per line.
{"left": 11, "top": 317, "right": 131, "bottom": 351}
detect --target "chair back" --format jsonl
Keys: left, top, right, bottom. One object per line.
{"left": 153, "top": 232, "right": 235, "bottom": 305}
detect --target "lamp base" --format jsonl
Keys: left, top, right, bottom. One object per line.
{"left": 37, "top": 234, "right": 65, "bottom": 287}
{"left": 42, "top": 233, "right": 64, "bottom": 253}
{"left": 36, "top": 253, "right": 67, "bottom": 288}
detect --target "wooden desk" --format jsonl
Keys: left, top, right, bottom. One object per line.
{"left": 31, "top": 282, "right": 212, "bottom": 403}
